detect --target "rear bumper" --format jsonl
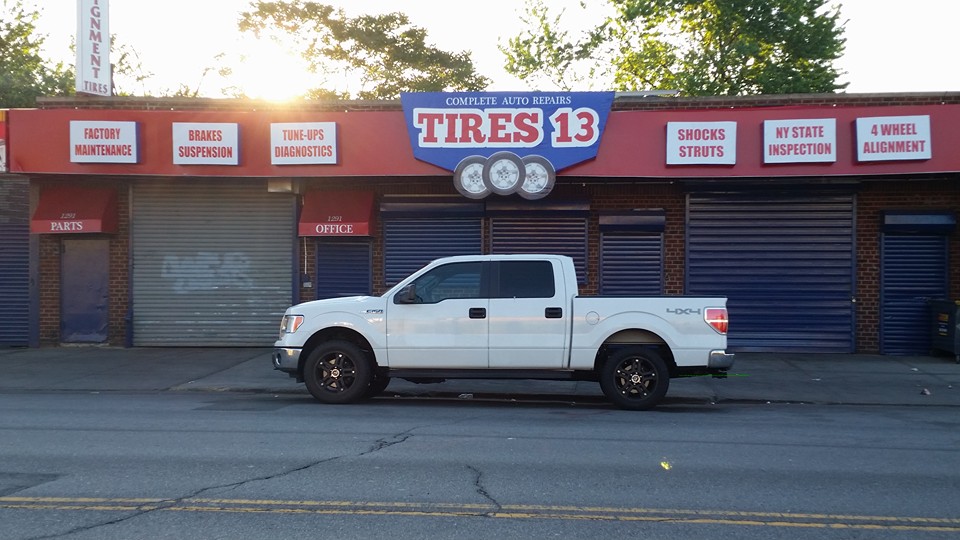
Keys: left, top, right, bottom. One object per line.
{"left": 272, "top": 347, "right": 301, "bottom": 374}
{"left": 708, "top": 350, "right": 735, "bottom": 370}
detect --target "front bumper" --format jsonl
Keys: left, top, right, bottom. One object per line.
{"left": 709, "top": 350, "right": 735, "bottom": 370}
{"left": 273, "top": 347, "right": 302, "bottom": 374}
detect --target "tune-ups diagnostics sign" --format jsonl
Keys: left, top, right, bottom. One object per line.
{"left": 401, "top": 92, "right": 614, "bottom": 200}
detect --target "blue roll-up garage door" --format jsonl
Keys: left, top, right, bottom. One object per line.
{"left": 880, "top": 235, "right": 948, "bottom": 354}
{"left": 381, "top": 199, "right": 483, "bottom": 286}
{"left": 879, "top": 212, "right": 954, "bottom": 355}
{"left": 687, "top": 191, "right": 855, "bottom": 352}
{"left": 489, "top": 217, "right": 588, "bottom": 283}
{"left": 315, "top": 238, "right": 372, "bottom": 299}
{"left": 487, "top": 201, "right": 589, "bottom": 284}
{"left": 0, "top": 177, "right": 31, "bottom": 346}
{"left": 599, "top": 211, "right": 665, "bottom": 296}
{"left": 600, "top": 234, "right": 663, "bottom": 296}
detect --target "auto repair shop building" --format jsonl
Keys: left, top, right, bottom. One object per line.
{"left": 0, "top": 91, "right": 957, "bottom": 354}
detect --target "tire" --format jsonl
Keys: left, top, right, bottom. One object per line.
{"left": 303, "top": 340, "right": 372, "bottom": 404}
{"left": 363, "top": 370, "right": 391, "bottom": 399}
{"left": 482, "top": 151, "right": 526, "bottom": 195}
{"left": 599, "top": 348, "right": 669, "bottom": 410}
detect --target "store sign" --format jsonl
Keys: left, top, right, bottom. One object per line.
{"left": 855, "top": 115, "right": 931, "bottom": 162}
{"left": 401, "top": 92, "right": 614, "bottom": 172}
{"left": 270, "top": 122, "right": 337, "bottom": 165}
{"left": 666, "top": 121, "right": 737, "bottom": 165}
{"left": 76, "top": 0, "right": 111, "bottom": 96}
{"left": 763, "top": 118, "right": 836, "bottom": 163}
{"left": 69, "top": 121, "right": 139, "bottom": 163}
{"left": 172, "top": 123, "right": 239, "bottom": 165}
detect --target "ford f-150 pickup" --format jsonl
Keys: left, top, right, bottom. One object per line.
{"left": 273, "top": 254, "right": 733, "bottom": 410}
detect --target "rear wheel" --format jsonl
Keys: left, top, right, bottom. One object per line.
{"left": 303, "top": 340, "right": 372, "bottom": 404}
{"left": 599, "top": 348, "right": 669, "bottom": 410}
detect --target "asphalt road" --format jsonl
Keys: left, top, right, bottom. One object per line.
{"left": 2, "top": 391, "right": 959, "bottom": 539}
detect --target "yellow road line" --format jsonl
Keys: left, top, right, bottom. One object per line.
{"left": 2, "top": 496, "right": 958, "bottom": 532}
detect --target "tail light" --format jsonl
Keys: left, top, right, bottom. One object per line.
{"left": 705, "top": 308, "right": 728, "bottom": 335}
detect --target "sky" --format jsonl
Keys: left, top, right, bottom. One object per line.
{"left": 31, "top": 0, "right": 960, "bottom": 100}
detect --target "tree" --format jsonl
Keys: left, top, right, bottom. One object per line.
{"left": 502, "top": 0, "right": 607, "bottom": 92}
{"left": 238, "top": 1, "right": 490, "bottom": 100}
{"left": 0, "top": 0, "right": 74, "bottom": 107}
{"left": 503, "top": 0, "right": 847, "bottom": 96}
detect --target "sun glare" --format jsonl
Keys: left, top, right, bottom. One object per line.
{"left": 226, "top": 37, "right": 316, "bottom": 101}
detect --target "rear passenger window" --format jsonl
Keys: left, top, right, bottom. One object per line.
{"left": 497, "top": 261, "right": 556, "bottom": 298}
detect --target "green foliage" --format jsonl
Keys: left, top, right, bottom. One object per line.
{"left": 502, "top": 0, "right": 607, "bottom": 91}
{"left": 503, "top": 0, "right": 847, "bottom": 96}
{"left": 110, "top": 39, "right": 155, "bottom": 96}
{"left": 0, "top": 0, "right": 74, "bottom": 107}
{"left": 239, "top": 1, "right": 491, "bottom": 100}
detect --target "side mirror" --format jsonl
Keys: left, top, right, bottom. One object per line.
{"left": 395, "top": 284, "right": 418, "bottom": 304}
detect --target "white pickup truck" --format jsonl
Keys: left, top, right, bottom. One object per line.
{"left": 273, "top": 254, "right": 733, "bottom": 410}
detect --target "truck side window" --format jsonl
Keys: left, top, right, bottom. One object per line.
{"left": 496, "top": 261, "right": 556, "bottom": 298}
{"left": 409, "top": 261, "right": 483, "bottom": 303}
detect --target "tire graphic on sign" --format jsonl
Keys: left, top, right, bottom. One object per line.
{"left": 518, "top": 155, "right": 556, "bottom": 200}
{"left": 482, "top": 151, "right": 526, "bottom": 196}
{"left": 453, "top": 155, "right": 490, "bottom": 199}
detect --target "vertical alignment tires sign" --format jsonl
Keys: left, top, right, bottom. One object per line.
{"left": 453, "top": 156, "right": 490, "bottom": 199}
{"left": 518, "top": 155, "right": 555, "bottom": 200}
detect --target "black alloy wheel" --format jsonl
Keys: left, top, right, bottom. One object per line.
{"left": 303, "top": 340, "right": 372, "bottom": 404}
{"left": 599, "top": 348, "right": 669, "bottom": 410}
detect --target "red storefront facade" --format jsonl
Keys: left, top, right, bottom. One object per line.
{"left": 2, "top": 92, "right": 958, "bottom": 353}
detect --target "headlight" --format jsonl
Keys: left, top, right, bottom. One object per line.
{"left": 279, "top": 315, "right": 304, "bottom": 336}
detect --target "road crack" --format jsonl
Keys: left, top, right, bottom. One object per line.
{"left": 30, "top": 425, "right": 423, "bottom": 539}
{"left": 466, "top": 465, "right": 501, "bottom": 515}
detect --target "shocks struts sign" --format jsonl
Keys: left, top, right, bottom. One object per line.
{"left": 401, "top": 92, "right": 614, "bottom": 199}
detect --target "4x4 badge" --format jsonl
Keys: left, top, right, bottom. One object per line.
{"left": 666, "top": 308, "right": 701, "bottom": 315}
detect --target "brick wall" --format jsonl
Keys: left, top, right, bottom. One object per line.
{"left": 36, "top": 179, "right": 130, "bottom": 346}
{"left": 37, "top": 233, "right": 59, "bottom": 343}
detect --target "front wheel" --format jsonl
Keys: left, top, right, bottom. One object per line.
{"left": 599, "top": 348, "right": 669, "bottom": 411}
{"left": 303, "top": 340, "right": 372, "bottom": 404}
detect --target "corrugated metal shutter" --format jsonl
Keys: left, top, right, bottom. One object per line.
{"left": 383, "top": 218, "right": 482, "bottom": 286}
{"left": 880, "top": 235, "right": 948, "bottom": 355}
{"left": 489, "top": 218, "right": 588, "bottom": 283}
{"left": 687, "top": 191, "right": 855, "bottom": 352}
{"left": 315, "top": 238, "right": 371, "bottom": 299}
{"left": 132, "top": 180, "right": 295, "bottom": 346}
{"left": 0, "top": 177, "right": 30, "bottom": 345}
{"left": 600, "top": 233, "right": 663, "bottom": 296}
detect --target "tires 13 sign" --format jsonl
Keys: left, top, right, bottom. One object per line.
{"left": 401, "top": 92, "right": 614, "bottom": 200}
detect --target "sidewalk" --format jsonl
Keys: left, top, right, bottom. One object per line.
{"left": 0, "top": 346, "right": 957, "bottom": 407}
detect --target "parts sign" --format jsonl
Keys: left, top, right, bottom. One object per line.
{"left": 401, "top": 92, "right": 614, "bottom": 172}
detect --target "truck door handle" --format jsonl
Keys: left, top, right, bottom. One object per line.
{"left": 545, "top": 307, "right": 563, "bottom": 319}
{"left": 469, "top": 307, "right": 486, "bottom": 319}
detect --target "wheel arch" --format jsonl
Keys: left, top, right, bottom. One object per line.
{"left": 593, "top": 328, "right": 677, "bottom": 376}
{"left": 299, "top": 327, "right": 377, "bottom": 379}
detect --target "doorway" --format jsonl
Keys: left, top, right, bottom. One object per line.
{"left": 61, "top": 238, "right": 110, "bottom": 343}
